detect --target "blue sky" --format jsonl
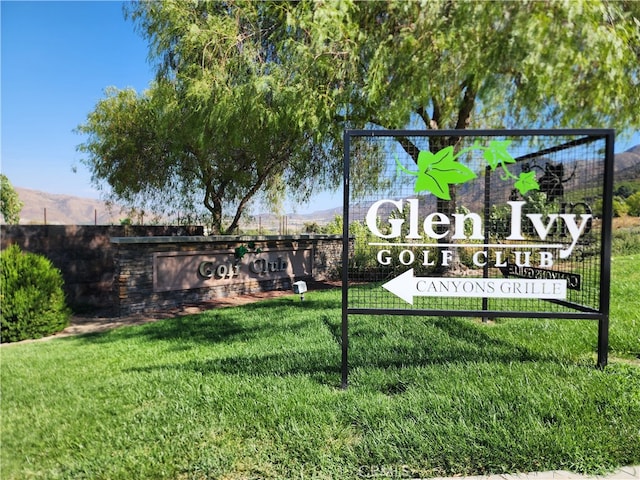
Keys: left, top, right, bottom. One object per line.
{"left": 2, "top": 1, "right": 153, "bottom": 198}
{"left": 1, "top": 1, "right": 638, "bottom": 214}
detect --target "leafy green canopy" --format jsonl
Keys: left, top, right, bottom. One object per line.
{"left": 77, "top": 1, "right": 640, "bottom": 233}
{"left": 1, "top": 174, "right": 23, "bottom": 225}
{"left": 78, "top": 2, "right": 344, "bottom": 233}
{"left": 299, "top": 0, "right": 640, "bottom": 132}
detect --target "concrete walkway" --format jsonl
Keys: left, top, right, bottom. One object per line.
{"left": 427, "top": 466, "right": 639, "bottom": 480}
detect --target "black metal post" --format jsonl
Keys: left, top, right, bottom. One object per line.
{"left": 341, "top": 130, "right": 351, "bottom": 389}
{"left": 597, "top": 131, "right": 615, "bottom": 368}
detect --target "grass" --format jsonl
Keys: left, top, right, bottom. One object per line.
{"left": 1, "top": 255, "right": 639, "bottom": 480}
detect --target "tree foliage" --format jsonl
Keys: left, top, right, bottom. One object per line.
{"left": 286, "top": 0, "right": 639, "bottom": 269}
{"left": 290, "top": 0, "right": 640, "bottom": 135}
{"left": 78, "top": 2, "right": 344, "bottom": 234}
{"left": 626, "top": 191, "right": 640, "bottom": 216}
{"left": 0, "top": 174, "right": 23, "bottom": 225}
{"left": 77, "top": 0, "right": 640, "bottom": 234}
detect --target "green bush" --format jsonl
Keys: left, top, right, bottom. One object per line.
{"left": 626, "top": 191, "right": 640, "bottom": 216}
{"left": 1, "top": 245, "right": 70, "bottom": 343}
{"left": 612, "top": 196, "right": 630, "bottom": 217}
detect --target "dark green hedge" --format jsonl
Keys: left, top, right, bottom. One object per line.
{"left": 1, "top": 245, "right": 70, "bottom": 342}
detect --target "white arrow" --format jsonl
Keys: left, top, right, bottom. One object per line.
{"left": 382, "top": 268, "right": 566, "bottom": 305}
{"left": 381, "top": 268, "right": 418, "bottom": 304}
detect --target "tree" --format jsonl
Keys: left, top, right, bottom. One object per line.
{"left": 0, "top": 174, "right": 23, "bottom": 225}
{"left": 77, "top": 2, "right": 345, "bottom": 234}
{"left": 292, "top": 0, "right": 640, "bottom": 133}
{"left": 303, "top": 221, "right": 321, "bottom": 234}
{"left": 612, "top": 196, "right": 630, "bottom": 217}
{"left": 284, "top": 0, "right": 640, "bottom": 269}
{"left": 78, "top": 1, "right": 640, "bottom": 236}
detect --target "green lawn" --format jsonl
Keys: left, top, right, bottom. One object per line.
{"left": 1, "top": 255, "right": 638, "bottom": 480}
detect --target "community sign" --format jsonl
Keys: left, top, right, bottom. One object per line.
{"left": 341, "top": 129, "right": 614, "bottom": 387}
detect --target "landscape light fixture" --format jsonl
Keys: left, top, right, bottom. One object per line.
{"left": 293, "top": 281, "right": 307, "bottom": 301}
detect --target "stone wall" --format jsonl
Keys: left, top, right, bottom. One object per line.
{"left": 1, "top": 226, "right": 345, "bottom": 316}
{"left": 0, "top": 225, "right": 203, "bottom": 313}
{"left": 112, "top": 235, "right": 343, "bottom": 316}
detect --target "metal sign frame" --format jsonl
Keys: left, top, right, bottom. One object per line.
{"left": 341, "top": 129, "right": 615, "bottom": 388}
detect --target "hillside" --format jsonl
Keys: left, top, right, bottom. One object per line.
{"left": 450, "top": 143, "right": 640, "bottom": 212}
{"left": 11, "top": 187, "right": 342, "bottom": 229}
{"left": 614, "top": 144, "right": 640, "bottom": 181}
{"left": 14, "top": 188, "right": 123, "bottom": 225}
{"left": 8, "top": 145, "right": 639, "bottom": 226}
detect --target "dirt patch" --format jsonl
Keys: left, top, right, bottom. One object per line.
{"left": 612, "top": 216, "right": 640, "bottom": 230}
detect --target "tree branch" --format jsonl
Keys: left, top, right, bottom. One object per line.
{"left": 431, "top": 97, "right": 441, "bottom": 130}
{"left": 455, "top": 75, "right": 476, "bottom": 130}
{"left": 416, "top": 105, "right": 431, "bottom": 128}
{"left": 225, "top": 149, "right": 290, "bottom": 233}
{"left": 394, "top": 136, "right": 420, "bottom": 164}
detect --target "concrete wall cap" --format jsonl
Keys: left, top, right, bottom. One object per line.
{"left": 110, "top": 234, "right": 343, "bottom": 244}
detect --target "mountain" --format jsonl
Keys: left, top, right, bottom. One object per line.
{"left": 453, "top": 143, "right": 640, "bottom": 212}
{"left": 13, "top": 188, "right": 123, "bottom": 225}
{"left": 614, "top": 144, "right": 640, "bottom": 180}
{"left": 11, "top": 187, "right": 342, "bottom": 228}
{"left": 8, "top": 145, "right": 639, "bottom": 226}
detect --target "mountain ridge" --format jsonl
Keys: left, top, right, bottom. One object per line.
{"left": 9, "top": 145, "right": 639, "bottom": 226}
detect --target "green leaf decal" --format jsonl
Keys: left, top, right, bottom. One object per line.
{"left": 413, "top": 148, "right": 477, "bottom": 199}
{"left": 514, "top": 171, "right": 540, "bottom": 195}
{"left": 396, "top": 141, "right": 528, "bottom": 199}
{"left": 483, "top": 140, "right": 515, "bottom": 170}
{"left": 415, "top": 169, "right": 450, "bottom": 199}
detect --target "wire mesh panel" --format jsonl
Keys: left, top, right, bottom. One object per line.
{"left": 341, "top": 129, "right": 614, "bottom": 384}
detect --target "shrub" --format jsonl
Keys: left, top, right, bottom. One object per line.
{"left": 626, "top": 191, "right": 640, "bottom": 216}
{"left": 612, "top": 196, "right": 630, "bottom": 217}
{"left": 1, "top": 245, "right": 70, "bottom": 342}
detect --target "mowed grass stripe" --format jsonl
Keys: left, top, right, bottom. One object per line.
{"left": 1, "top": 255, "right": 638, "bottom": 479}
